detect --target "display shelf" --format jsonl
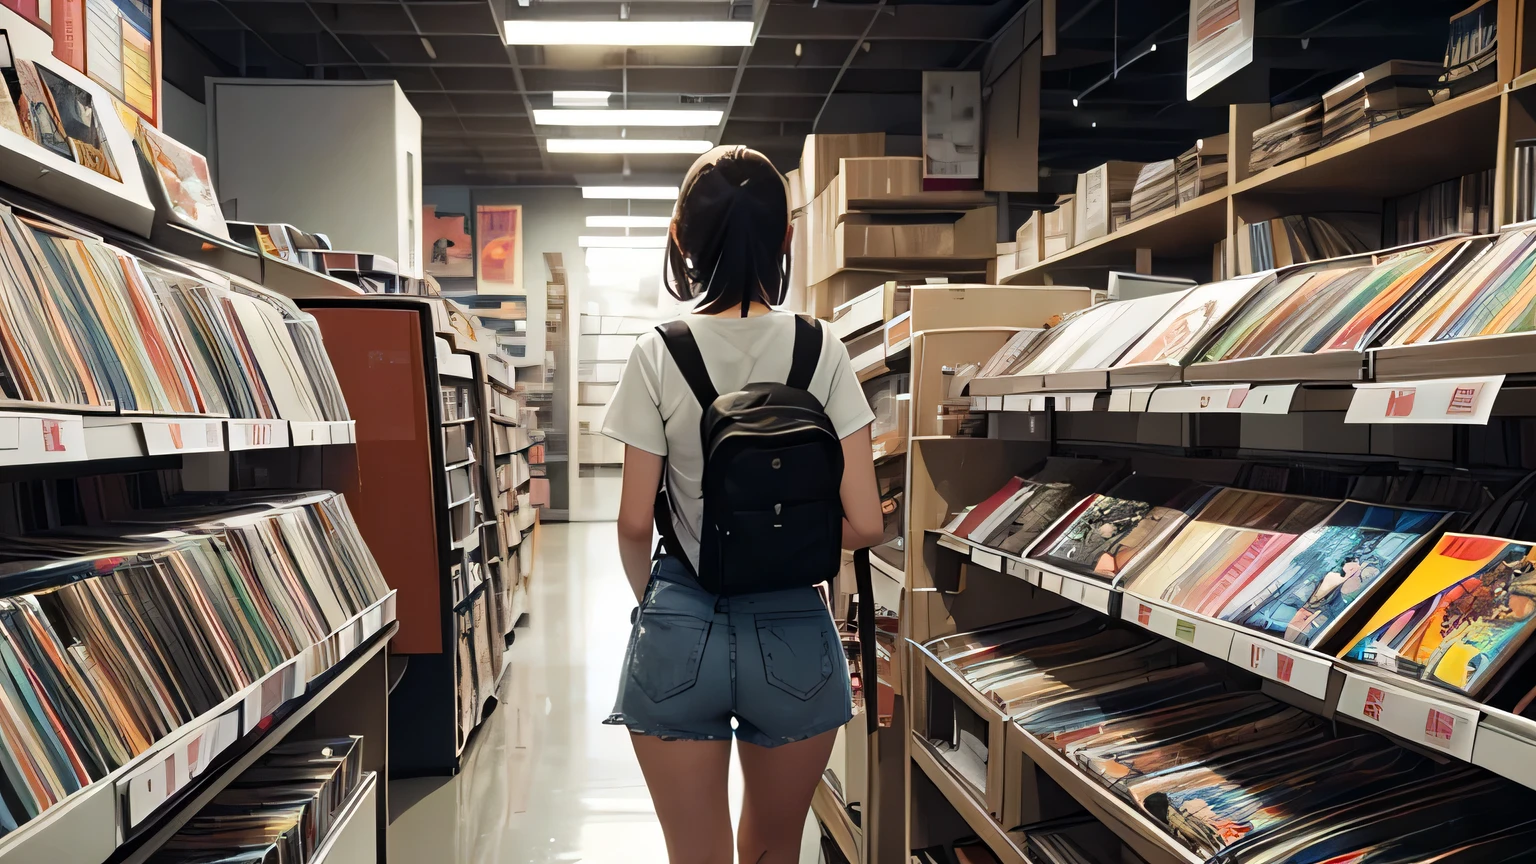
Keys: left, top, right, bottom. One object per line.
{"left": 811, "top": 776, "right": 861, "bottom": 864}
{"left": 999, "top": 188, "right": 1230, "bottom": 283}
{"left": 910, "top": 731, "right": 1030, "bottom": 864}
{"left": 910, "top": 640, "right": 1012, "bottom": 822}
{"left": 1002, "top": 723, "right": 1201, "bottom": 864}
{"left": 309, "top": 771, "right": 378, "bottom": 864}
{"left": 0, "top": 591, "right": 397, "bottom": 864}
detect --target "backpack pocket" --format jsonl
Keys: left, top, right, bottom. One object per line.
{"left": 630, "top": 609, "right": 711, "bottom": 703}
{"left": 755, "top": 611, "right": 835, "bottom": 700}
{"left": 717, "top": 501, "right": 842, "bottom": 592}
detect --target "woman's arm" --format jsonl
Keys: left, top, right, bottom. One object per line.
{"left": 839, "top": 424, "right": 885, "bottom": 549}
{"left": 617, "top": 445, "right": 666, "bottom": 601}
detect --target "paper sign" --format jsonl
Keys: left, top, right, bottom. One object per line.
{"left": 1174, "top": 619, "right": 1197, "bottom": 642}
{"left": 143, "top": 420, "right": 224, "bottom": 456}
{"left": 1147, "top": 383, "right": 1298, "bottom": 415}
{"left": 1346, "top": 375, "right": 1504, "bottom": 425}
{"left": 227, "top": 419, "right": 291, "bottom": 450}
{"left": 1108, "top": 387, "right": 1156, "bottom": 413}
{"left": 1053, "top": 392, "right": 1098, "bottom": 412}
{"left": 1137, "top": 603, "right": 1151, "bottom": 626}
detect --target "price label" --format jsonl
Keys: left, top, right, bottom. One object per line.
{"left": 1147, "top": 384, "right": 1297, "bottom": 415}
{"left": 41, "top": 418, "right": 65, "bottom": 452}
{"left": 1227, "top": 631, "right": 1331, "bottom": 699}
{"left": 1338, "top": 671, "right": 1480, "bottom": 760}
{"left": 143, "top": 420, "right": 224, "bottom": 456}
{"left": 228, "top": 419, "right": 290, "bottom": 450}
{"left": 1001, "top": 394, "right": 1035, "bottom": 413}
{"left": 1346, "top": 375, "right": 1504, "bottom": 425}
{"left": 1108, "top": 387, "right": 1156, "bottom": 413}
{"left": 1174, "top": 619, "right": 1197, "bottom": 642}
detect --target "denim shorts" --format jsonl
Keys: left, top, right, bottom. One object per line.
{"left": 606, "top": 556, "right": 853, "bottom": 748}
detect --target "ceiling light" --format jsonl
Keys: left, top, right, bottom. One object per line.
{"left": 579, "top": 235, "right": 668, "bottom": 248}
{"left": 534, "top": 109, "right": 723, "bottom": 127}
{"left": 553, "top": 91, "right": 611, "bottom": 107}
{"left": 587, "top": 215, "right": 672, "bottom": 228}
{"left": 503, "top": 20, "right": 754, "bottom": 47}
{"left": 550, "top": 138, "right": 711, "bottom": 154}
{"left": 582, "top": 186, "right": 679, "bottom": 200}
{"left": 585, "top": 247, "right": 663, "bottom": 268}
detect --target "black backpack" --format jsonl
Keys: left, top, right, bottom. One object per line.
{"left": 653, "top": 315, "right": 845, "bottom": 595}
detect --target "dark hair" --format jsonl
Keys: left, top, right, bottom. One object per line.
{"left": 664, "top": 145, "right": 791, "bottom": 316}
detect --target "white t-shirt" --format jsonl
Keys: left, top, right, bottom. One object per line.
{"left": 601, "top": 311, "right": 876, "bottom": 572}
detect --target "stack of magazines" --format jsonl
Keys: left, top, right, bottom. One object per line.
{"left": 1436, "top": 0, "right": 1498, "bottom": 101}
{"left": 1127, "top": 160, "right": 1177, "bottom": 222}
{"left": 1174, "top": 135, "right": 1227, "bottom": 204}
{"left": 0, "top": 201, "right": 350, "bottom": 423}
{"left": 0, "top": 492, "right": 387, "bottom": 838}
{"left": 1248, "top": 99, "right": 1323, "bottom": 175}
{"left": 147, "top": 736, "right": 366, "bottom": 863}
{"left": 1319, "top": 60, "right": 1440, "bottom": 147}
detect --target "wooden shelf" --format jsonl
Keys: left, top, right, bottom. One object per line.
{"left": 1000, "top": 188, "right": 1231, "bottom": 281}
{"left": 1230, "top": 84, "right": 1503, "bottom": 200}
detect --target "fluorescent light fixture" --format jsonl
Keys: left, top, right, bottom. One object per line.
{"left": 579, "top": 235, "right": 668, "bottom": 248}
{"left": 550, "top": 138, "right": 712, "bottom": 155}
{"left": 503, "top": 20, "right": 754, "bottom": 46}
{"left": 553, "top": 90, "right": 611, "bottom": 107}
{"left": 534, "top": 108, "right": 723, "bottom": 127}
{"left": 582, "top": 186, "right": 680, "bottom": 200}
{"left": 587, "top": 215, "right": 673, "bottom": 228}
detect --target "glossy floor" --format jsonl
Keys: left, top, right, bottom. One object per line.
{"left": 388, "top": 522, "right": 823, "bottom": 863}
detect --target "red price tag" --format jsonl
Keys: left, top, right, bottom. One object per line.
{"left": 41, "top": 419, "right": 64, "bottom": 452}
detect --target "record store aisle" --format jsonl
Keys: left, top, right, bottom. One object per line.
{"left": 388, "top": 523, "right": 821, "bottom": 863}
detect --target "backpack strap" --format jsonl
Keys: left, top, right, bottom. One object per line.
{"left": 787, "top": 315, "right": 822, "bottom": 391}
{"left": 853, "top": 547, "right": 878, "bottom": 735}
{"left": 656, "top": 320, "right": 719, "bottom": 409}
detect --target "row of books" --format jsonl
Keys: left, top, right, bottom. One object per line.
{"left": 0, "top": 491, "right": 387, "bottom": 839}
{"left": 950, "top": 454, "right": 1536, "bottom": 711}
{"left": 978, "top": 224, "right": 1536, "bottom": 384}
{"left": 1238, "top": 212, "right": 1377, "bottom": 273}
{"left": 928, "top": 609, "right": 1536, "bottom": 863}
{"left": 1384, "top": 168, "right": 1494, "bottom": 246}
{"left": 147, "top": 735, "right": 366, "bottom": 863}
{"left": 0, "top": 198, "right": 350, "bottom": 423}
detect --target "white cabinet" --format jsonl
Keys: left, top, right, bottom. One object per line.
{"left": 206, "top": 80, "right": 423, "bottom": 278}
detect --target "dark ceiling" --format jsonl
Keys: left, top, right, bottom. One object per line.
{"left": 163, "top": 0, "right": 1476, "bottom": 189}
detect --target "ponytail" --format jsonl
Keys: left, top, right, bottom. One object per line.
{"left": 664, "top": 146, "right": 791, "bottom": 316}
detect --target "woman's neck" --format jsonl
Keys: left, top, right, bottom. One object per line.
{"left": 692, "top": 302, "right": 775, "bottom": 318}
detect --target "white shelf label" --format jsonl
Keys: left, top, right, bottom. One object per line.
{"left": 1122, "top": 597, "right": 1235, "bottom": 661}
{"left": 122, "top": 709, "right": 239, "bottom": 827}
{"left": 227, "top": 419, "right": 291, "bottom": 450}
{"left": 1227, "top": 631, "right": 1331, "bottom": 700}
{"left": 1001, "top": 394, "right": 1034, "bottom": 413}
{"left": 1053, "top": 392, "right": 1098, "bottom": 412}
{"left": 1005, "top": 559, "right": 1029, "bottom": 581}
{"left": 142, "top": 419, "right": 224, "bottom": 456}
{"left": 969, "top": 547, "right": 1003, "bottom": 572}
{"left": 1108, "top": 387, "right": 1156, "bottom": 413}
{"left": 1346, "top": 375, "right": 1504, "bottom": 425}
{"left": 1147, "top": 383, "right": 1297, "bottom": 415}
{"left": 1337, "top": 670, "right": 1479, "bottom": 760}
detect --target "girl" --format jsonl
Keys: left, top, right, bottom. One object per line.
{"left": 602, "top": 145, "right": 885, "bottom": 863}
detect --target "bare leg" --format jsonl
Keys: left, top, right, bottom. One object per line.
{"left": 631, "top": 734, "right": 735, "bottom": 864}
{"left": 736, "top": 729, "right": 838, "bottom": 864}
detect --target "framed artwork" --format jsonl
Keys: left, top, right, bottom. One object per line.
{"left": 424, "top": 204, "right": 473, "bottom": 278}
{"left": 475, "top": 203, "right": 523, "bottom": 296}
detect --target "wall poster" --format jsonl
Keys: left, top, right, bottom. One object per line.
{"left": 423, "top": 204, "right": 473, "bottom": 278}
{"left": 475, "top": 203, "right": 524, "bottom": 296}
{"left": 1187, "top": 0, "right": 1255, "bottom": 100}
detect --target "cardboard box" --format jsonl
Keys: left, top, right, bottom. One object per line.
{"left": 838, "top": 157, "right": 990, "bottom": 209}
{"left": 992, "top": 241, "right": 1019, "bottom": 281}
{"left": 1074, "top": 161, "right": 1146, "bottom": 245}
{"left": 785, "top": 168, "right": 807, "bottom": 212}
{"left": 1042, "top": 194, "right": 1075, "bottom": 258}
{"left": 1015, "top": 212, "right": 1042, "bottom": 268}
{"left": 802, "top": 133, "right": 885, "bottom": 198}
{"left": 836, "top": 207, "right": 997, "bottom": 265}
